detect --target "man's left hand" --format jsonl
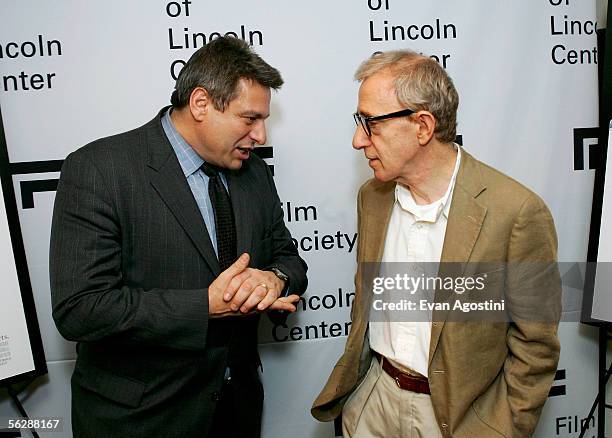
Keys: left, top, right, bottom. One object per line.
{"left": 223, "top": 268, "right": 285, "bottom": 313}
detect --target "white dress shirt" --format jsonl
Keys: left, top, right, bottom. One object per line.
{"left": 369, "top": 146, "right": 461, "bottom": 377}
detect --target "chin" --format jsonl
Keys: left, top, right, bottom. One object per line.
{"left": 227, "top": 160, "right": 245, "bottom": 170}
{"left": 373, "top": 169, "right": 391, "bottom": 182}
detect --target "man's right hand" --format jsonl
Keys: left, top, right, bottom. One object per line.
{"left": 209, "top": 253, "right": 251, "bottom": 317}
{"left": 208, "top": 253, "right": 300, "bottom": 317}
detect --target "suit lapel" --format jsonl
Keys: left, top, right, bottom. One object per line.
{"left": 145, "top": 111, "right": 221, "bottom": 275}
{"left": 429, "top": 151, "right": 487, "bottom": 366}
{"left": 362, "top": 182, "right": 395, "bottom": 263}
{"left": 357, "top": 181, "right": 395, "bottom": 329}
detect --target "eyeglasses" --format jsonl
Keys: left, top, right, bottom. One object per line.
{"left": 353, "top": 108, "right": 415, "bottom": 137}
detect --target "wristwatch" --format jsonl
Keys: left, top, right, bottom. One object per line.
{"left": 269, "top": 267, "right": 290, "bottom": 296}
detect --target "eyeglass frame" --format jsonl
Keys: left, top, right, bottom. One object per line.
{"left": 353, "top": 108, "right": 415, "bottom": 137}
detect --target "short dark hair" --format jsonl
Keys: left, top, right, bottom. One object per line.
{"left": 170, "top": 36, "right": 283, "bottom": 110}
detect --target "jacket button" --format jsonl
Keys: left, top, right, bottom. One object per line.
{"left": 211, "top": 391, "right": 220, "bottom": 402}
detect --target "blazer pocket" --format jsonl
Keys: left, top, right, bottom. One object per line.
{"left": 73, "top": 364, "right": 146, "bottom": 408}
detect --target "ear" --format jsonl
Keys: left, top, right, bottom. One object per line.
{"left": 189, "top": 87, "right": 210, "bottom": 122}
{"left": 415, "top": 111, "right": 436, "bottom": 145}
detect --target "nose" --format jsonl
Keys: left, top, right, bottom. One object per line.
{"left": 250, "top": 120, "right": 267, "bottom": 145}
{"left": 352, "top": 125, "right": 370, "bottom": 150}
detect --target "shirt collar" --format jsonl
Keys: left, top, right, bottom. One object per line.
{"left": 395, "top": 145, "right": 462, "bottom": 222}
{"left": 161, "top": 107, "right": 204, "bottom": 177}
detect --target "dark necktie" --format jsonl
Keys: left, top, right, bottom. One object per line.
{"left": 201, "top": 162, "right": 237, "bottom": 271}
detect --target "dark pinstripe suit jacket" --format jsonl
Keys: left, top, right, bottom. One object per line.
{"left": 49, "top": 108, "right": 308, "bottom": 437}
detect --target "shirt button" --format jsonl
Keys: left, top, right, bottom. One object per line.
{"left": 211, "top": 391, "right": 220, "bottom": 402}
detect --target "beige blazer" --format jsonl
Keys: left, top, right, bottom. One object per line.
{"left": 312, "top": 150, "right": 561, "bottom": 437}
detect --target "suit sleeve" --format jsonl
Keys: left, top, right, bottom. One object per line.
{"left": 261, "top": 161, "right": 308, "bottom": 296}
{"left": 504, "top": 194, "right": 561, "bottom": 436}
{"left": 50, "top": 151, "right": 209, "bottom": 351}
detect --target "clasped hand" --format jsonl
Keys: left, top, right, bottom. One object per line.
{"left": 208, "top": 253, "right": 299, "bottom": 318}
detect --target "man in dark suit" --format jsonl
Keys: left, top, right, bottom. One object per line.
{"left": 50, "top": 36, "right": 307, "bottom": 438}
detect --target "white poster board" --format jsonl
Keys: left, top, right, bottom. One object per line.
{"left": 0, "top": 109, "right": 46, "bottom": 385}
{"left": 589, "top": 122, "right": 612, "bottom": 323}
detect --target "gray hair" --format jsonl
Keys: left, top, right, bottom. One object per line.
{"left": 355, "top": 50, "right": 459, "bottom": 143}
{"left": 171, "top": 36, "right": 283, "bottom": 110}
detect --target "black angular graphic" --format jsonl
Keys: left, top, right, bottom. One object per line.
{"left": 9, "top": 160, "right": 63, "bottom": 175}
{"left": 20, "top": 179, "right": 58, "bottom": 209}
{"left": 549, "top": 369, "right": 566, "bottom": 397}
{"left": 573, "top": 128, "right": 599, "bottom": 170}
{"left": 253, "top": 146, "right": 274, "bottom": 175}
{"left": 10, "top": 160, "right": 63, "bottom": 209}
{"left": 10, "top": 147, "right": 278, "bottom": 210}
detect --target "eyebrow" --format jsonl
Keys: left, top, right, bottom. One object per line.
{"left": 239, "top": 111, "right": 269, "bottom": 119}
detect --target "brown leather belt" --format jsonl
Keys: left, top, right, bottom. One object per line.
{"left": 375, "top": 353, "right": 431, "bottom": 394}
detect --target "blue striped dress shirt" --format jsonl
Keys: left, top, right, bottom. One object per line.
{"left": 161, "top": 107, "right": 229, "bottom": 257}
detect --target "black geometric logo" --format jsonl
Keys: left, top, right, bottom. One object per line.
{"left": 9, "top": 147, "right": 276, "bottom": 210}
{"left": 10, "top": 160, "right": 62, "bottom": 209}
{"left": 253, "top": 146, "right": 274, "bottom": 175}
{"left": 549, "top": 368, "right": 566, "bottom": 397}
{"left": 573, "top": 127, "right": 599, "bottom": 171}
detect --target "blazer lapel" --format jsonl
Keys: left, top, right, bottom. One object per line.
{"left": 357, "top": 181, "right": 395, "bottom": 329}
{"left": 429, "top": 151, "right": 487, "bottom": 366}
{"left": 145, "top": 112, "right": 221, "bottom": 275}
{"left": 362, "top": 181, "right": 395, "bottom": 263}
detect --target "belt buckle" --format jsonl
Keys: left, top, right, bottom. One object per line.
{"left": 395, "top": 376, "right": 402, "bottom": 388}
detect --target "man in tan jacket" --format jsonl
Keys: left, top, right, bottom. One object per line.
{"left": 312, "top": 50, "right": 561, "bottom": 437}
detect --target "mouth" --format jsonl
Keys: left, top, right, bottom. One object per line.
{"left": 236, "top": 145, "right": 253, "bottom": 159}
{"left": 367, "top": 157, "right": 380, "bottom": 168}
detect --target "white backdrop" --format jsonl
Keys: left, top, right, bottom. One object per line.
{"left": 0, "top": 1, "right": 606, "bottom": 437}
